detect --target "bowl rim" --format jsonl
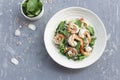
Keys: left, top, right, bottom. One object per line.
{"left": 21, "top": 0, "right": 44, "bottom": 20}
{"left": 44, "top": 7, "right": 107, "bottom": 69}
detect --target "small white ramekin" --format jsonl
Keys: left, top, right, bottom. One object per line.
{"left": 21, "top": 0, "right": 44, "bottom": 21}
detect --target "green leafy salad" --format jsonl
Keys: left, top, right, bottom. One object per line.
{"left": 22, "top": 0, "right": 43, "bottom": 18}
{"left": 54, "top": 18, "right": 96, "bottom": 61}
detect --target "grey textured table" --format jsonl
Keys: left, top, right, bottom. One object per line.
{"left": 0, "top": 0, "right": 120, "bottom": 80}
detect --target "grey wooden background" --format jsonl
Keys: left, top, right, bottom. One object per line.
{"left": 0, "top": 0, "right": 120, "bottom": 80}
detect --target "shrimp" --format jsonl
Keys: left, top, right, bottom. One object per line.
{"left": 80, "top": 46, "right": 92, "bottom": 56}
{"left": 65, "top": 47, "right": 78, "bottom": 57}
{"left": 80, "top": 48, "right": 89, "bottom": 56}
{"left": 68, "top": 34, "right": 83, "bottom": 47}
{"left": 68, "top": 34, "right": 91, "bottom": 56}
{"left": 67, "top": 22, "right": 79, "bottom": 34}
{"left": 54, "top": 33, "right": 65, "bottom": 44}
{"left": 79, "top": 29, "right": 91, "bottom": 45}
{"left": 79, "top": 18, "right": 91, "bottom": 43}
{"left": 68, "top": 34, "right": 92, "bottom": 56}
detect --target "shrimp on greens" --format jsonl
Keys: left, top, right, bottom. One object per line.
{"left": 53, "top": 18, "right": 96, "bottom": 61}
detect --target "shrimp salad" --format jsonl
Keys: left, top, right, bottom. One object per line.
{"left": 53, "top": 18, "right": 96, "bottom": 61}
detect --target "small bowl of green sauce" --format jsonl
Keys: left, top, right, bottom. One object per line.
{"left": 21, "top": 0, "right": 44, "bottom": 21}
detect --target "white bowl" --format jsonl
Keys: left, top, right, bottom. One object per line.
{"left": 21, "top": 0, "right": 44, "bottom": 21}
{"left": 44, "top": 7, "right": 107, "bottom": 69}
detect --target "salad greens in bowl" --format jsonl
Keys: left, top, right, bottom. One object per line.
{"left": 21, "top": 0, "right": 44, "bottom": 20}
{"left": 54, "top": 18, "right": 96, "bottom": 61}
{"left": 44, "top": 7, "right": 107, "bottom": 69}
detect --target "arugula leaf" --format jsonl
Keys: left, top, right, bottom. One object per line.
{"left": 72, "top": 19, "right": 82, "bottom": 27}
{"left": 86, "top": 26, "right": 94, "bottom": 36}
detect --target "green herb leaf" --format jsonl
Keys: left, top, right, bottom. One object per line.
{"left": 22, "top": 1, "right": 27, "bottom": 14}
{"left": 27, "top": 0, "right": 37, "bottom": 12}
{"left": 72, "top": 19, "right": 82, "bottom": 27}
{"left": 58, "top": 39, "right": 66, "bottom": 55}
{"left": 55, "top": 21, "right": 68, "bottom": 36}
{"left": 79, "top": 56, "right": 85, "bottom": 60}
{"left": 86, "top": 26, "right": 94, "bottom": 36}
{"left": 35, "top": 9, "right": 41, "bottom": 16}
{"left": 75, "top": 42, "right": 80, "bottom": 53}
{"left": 89, "top": 36, "right": 96, "bottom": 47}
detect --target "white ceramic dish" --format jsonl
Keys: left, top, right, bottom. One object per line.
{"left": 21, "top": 0, "right": 44, "bottom": 21}
{"left": 44, "top": 7, "right": 107, "bottom": 69}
